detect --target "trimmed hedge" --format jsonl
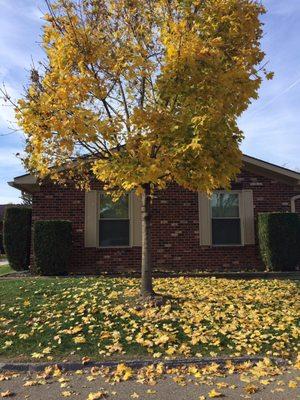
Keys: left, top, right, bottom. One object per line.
{"left": 3, "top": 207, "right": 32, "bottom": 270}
{"left": 0, "top": 231, "right": 4, "bottom": 254}
{"left": 258, "top": 212, "right": 300, "bottom": 271}
{"left": 33, "top": 220, "right": 72, "bottom": 275}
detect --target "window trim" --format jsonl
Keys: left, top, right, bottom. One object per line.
{"left": 98, "top": 191, "right": 133, "bottom": 248}
{"left": 211, "top": 190, "right": 245, "bottom": 247}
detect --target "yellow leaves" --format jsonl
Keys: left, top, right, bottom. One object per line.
{"left": 0, "top": 276, "right": 298, "bottom": 365}
{"left": 23, "top": 380, "right": 45, "bottom": 387}
{"left": 82, "top": 357, "right": 91, "bottom": 365}
{"left": 42, "top": 365, "right": 62, "bottom": 378}
{"left": 165, "top": 347, "right": 176, "bottom": 356}
{"left": 107, "top": 291, "right": 119, "bottom": 300}
{"left": 154, "top": 334, "right": 170, "bottom": 346}
{"left": 64, "top": 326, "right": 83, "bottom": 335}
{"left": 19, "top": 333, "right": 29, "bottom": 340}
{"left": 73, "top": 335, "right": 86, "bottom": 344}
{"left": 87, "top": 392, "right": 107, "bottom": 400}
{"left": 244, "top": 384, "right": 259, "bottom": 394}
{"left": 15, "top": 0, "right": 268, "bottom": 196}
{"left": 62, "top": 391, "right": 73, "bottom": 397}
{"left": 294, "top": 353, "right": 300, "bottom": 369}
{"left": 208, "top": 389, "right": 224, "bottom": 398}
{"left": 42, "top": 347, "right": 52, "bottom": 354}
{"left": 0, "top": 391, "right": 14, "bottom": 398}
{"left": 249, "top": 358, "right": 281, "bottom": 379}
{"left": 31, "top": 352, "right": 45, "bottom": 359}
{"left": 146, "top": 389, "right": 157, "bottom": 394}
{"left": 216, "top": 382, "right": 228, "bottom": 389}
{"left": 288, "top": 380, "right": 298, "bottom": 389}
{"left": 260, "top": 379, "right": 271, "bottom": 385}
{"left": 113, "top": 364, "right": 134, "bottom": 382}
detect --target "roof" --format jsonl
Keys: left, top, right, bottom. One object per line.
{"left": 8, "top": 153, "right": 300, "bottom": 193}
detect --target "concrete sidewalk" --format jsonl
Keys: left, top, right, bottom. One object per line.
{"left": 0, "top": 367, "right": 298, "bottom": 399}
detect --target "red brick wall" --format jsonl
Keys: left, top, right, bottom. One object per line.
{"left": 31, "top": 168, "right": 300, "bottom": 274}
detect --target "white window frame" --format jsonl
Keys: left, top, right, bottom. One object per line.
{"left": 98, "top": 191, "right": 133, "bottom": 248}
{"left": 291, "top": 195, "right": 300, "bottom": 213}
{"left": 211, "top": 190, "right": 244, "bottom": 247}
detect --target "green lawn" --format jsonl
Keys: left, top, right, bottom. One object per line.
{"left": 0, "top": 264, "right": 13, "bottom": 276}
{"left": 0, "top": 277, "right": 298, "bottom": 362}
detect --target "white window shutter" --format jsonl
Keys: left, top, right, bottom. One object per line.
{"left": 241, "top": 189, "right": 255, "bottom": 245}
{"left": 131, "top": 191, "right": 142, "bottom": 246}
{"left": 84, "top": 191, "right": 99, "bottom": 247}
{"left": 198, "top": 192, "right": 212, "bottom": 246}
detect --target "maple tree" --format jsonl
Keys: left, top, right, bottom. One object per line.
{"left": 13, "top": 0, "right": 270, "bottom": 296}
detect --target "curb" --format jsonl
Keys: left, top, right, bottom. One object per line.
{"left": 0, "top": 356, "right": 289, "bottom": 373}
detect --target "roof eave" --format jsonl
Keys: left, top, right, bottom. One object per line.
{"left": 9, "top": 154, "right": 300, "bottom": 192}
{"left": 8, "top": 180, "right": 39, "bottom": 194}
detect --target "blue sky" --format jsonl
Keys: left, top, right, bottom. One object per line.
{"left": 1, "top": 0, "right": 300, "bottom": 203}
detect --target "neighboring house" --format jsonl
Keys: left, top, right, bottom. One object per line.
{"left": 9, "top": 154, "right": 300, "bottom": 274}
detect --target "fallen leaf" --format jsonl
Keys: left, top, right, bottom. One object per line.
{"left": 245, "top": 384, "right": 259, "bottom": 394}
{"left": 87, "top": 391, "right": 107, "bottom": 400}
{"left": 1, "top": 392, "right": 14, "bottom": 398}
{"left": 62, "top": 391, "right": 72, "bottom": 397}
{"left": 288, "top": 380, "right": 297, "bottom": 389}
{"left": 208, "top": 389, "right": 224, "bottom": 398}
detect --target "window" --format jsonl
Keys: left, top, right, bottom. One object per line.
{"left": 211, "top": 192, "right": 242, "bottom": 246}
{"left": 99, "top": 193, "right": 130, "bottom": 247}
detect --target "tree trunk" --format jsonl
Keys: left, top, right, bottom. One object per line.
{"left": 141, "top": 183, "right": 154, "bottom": 297}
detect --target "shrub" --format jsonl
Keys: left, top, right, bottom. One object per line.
{"left": 258, "top": 212, "right": 300, "bottom": 271}
{"left": 0, "top": 231, "right": 4, "bottom": 254}
{"left": 3, "top": 207, "right": 32, "bottom": 270}
{"left": 33, "top": 220, "right": 72, "bottom": 275}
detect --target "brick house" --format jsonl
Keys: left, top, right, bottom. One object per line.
{"left": 9, "top": 154, "right": 300, "bottom": 274}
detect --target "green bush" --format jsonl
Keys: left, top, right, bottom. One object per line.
{"left": 258, "top": 212, "right": 300, "bottom": 271}
{"left": 0, "top": 231, "right": 4, "bottom": 254}
{"left": 33, "top": 220, "right": 72, "bottom": 275}
{"left": 3, "top": 207, "right": 32, "bottom": 270}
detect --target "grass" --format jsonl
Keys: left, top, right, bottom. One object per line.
{"left": 0, "top": 277, "right": 298, "bottom": 362}
{"left": 0, "top": 264, "right": 14, "bottom": 276}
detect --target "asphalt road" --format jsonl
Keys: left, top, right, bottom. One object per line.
{"left": 0, "top": 367, "right": 299, "bottom": 399}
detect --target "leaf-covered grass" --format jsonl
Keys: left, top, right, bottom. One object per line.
{"left": 0, "top": 264, "right": 13, "bottom": 276}
{"left": 0, "top": 277, "right": 298, "bottom": 362}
